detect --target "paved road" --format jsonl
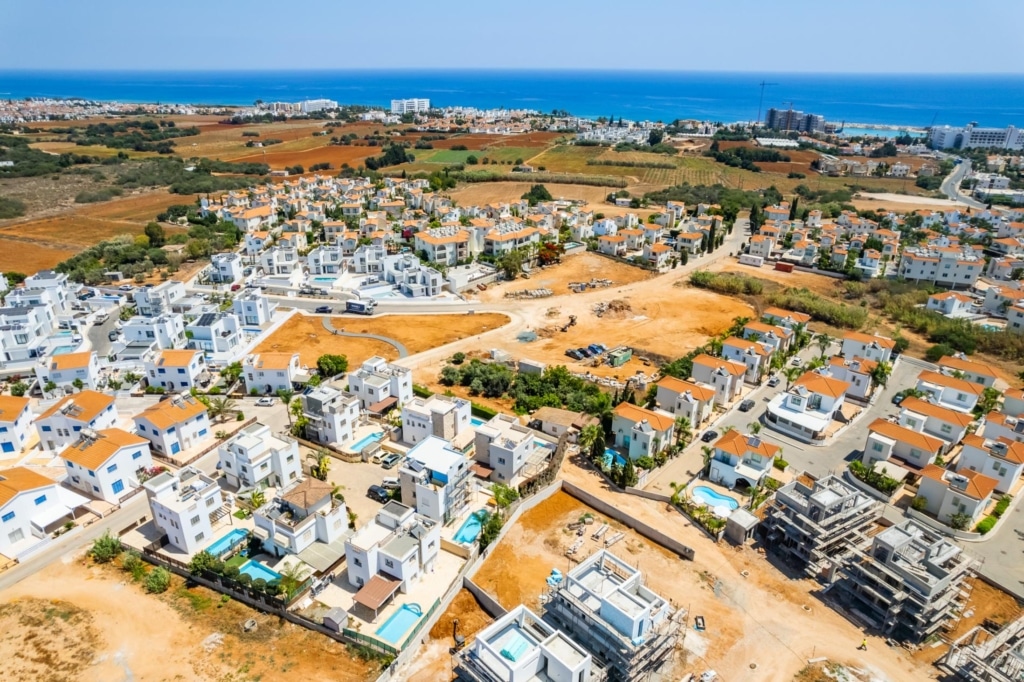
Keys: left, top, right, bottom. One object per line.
{"left": 939, "top": 158, "right": 987, "bottom": 209}
{"left": 319, "top": 315, "right": 409, "bottom": 357}
{"left": 86, "top": 312, "right": 119, "bottom": 356}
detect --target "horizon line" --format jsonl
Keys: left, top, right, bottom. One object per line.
{"left": 3, "top": 67, "right": 1024, "bottom": 76}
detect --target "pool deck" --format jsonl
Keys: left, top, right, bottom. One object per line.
{"left": 689, "top": 480, "right": 744, "bottom": 509}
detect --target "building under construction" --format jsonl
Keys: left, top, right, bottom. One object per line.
{"left": 832, "top": 519, "right": 974, "bottom": 643}
{"left": 764, "top": 107, "right": 826, "bottom": 133}
{"left": 940, "top": 612, "right": 1024, "bottom": 681}
{"left": 761, "top": 473, "right": 883, "bottom": 581}
{"left": 543, "top": 550, "right": 682, "bottom": 682}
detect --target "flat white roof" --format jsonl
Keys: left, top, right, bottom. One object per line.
{"left": 405, "top": 435, "right": 464, "bottom": 473}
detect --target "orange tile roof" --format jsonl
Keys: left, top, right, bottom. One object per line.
{"left": 612, "top": 402, "right": 675, "bottom": 432}
{"left": 38, "top": 391, "right": 114, "bottom": 423}
{"left": 937, "top": 356, "right": 999, "bottom": 380}
{"left": 843, "top": 332, "right": 895, "bottom": 349}
{"left": 918, "top": 370, "right": 984, "bottom": 396}
{"left": 715, "top": 429, "right": 780, "bottom": 458}
{"left": 898, "top": 397, "right": 973, "bottom": 428}
{"left": 0, "top": 467, "right": 55, "bottom": 507}
{"left": 920, "top": 465, "right": 999, "bottom": 501}
{"left": 868, "top": 418, "right": 943, "bottom": 452}
{"left": 724, "top": 336, "right": 770, "bottom": 356}
{"left": 249, "top": 352, "right": 298, "bottom": 371}
{"left": 656, "top": 376, "right": 715, "bottom": 401}
{"left": 416, "top": 230, "right": 468, "bottom": 245}
{"left": 156, "top": 349, "right": 202, "bottom": 368}
{"left": 48, "top": 351, "right": 94, "bottom": 372}
{"left": 763, "top": 307, "right": 810, "bottom": 324}
{"left": 795, "top": 372, "right": 851, "bottom": 399}
{"left": 962, "top": 434, "right": 1024, "bottom": 464}
{"left": 0, "top": 395, "right": 29, "bottom": 422}
{"left": 692, "top": 354, "right": 746, "bottom": 376}
{"left": 60, "top": 428, "right": 148, "bottom": 470}
{"left": 136, "top": 396, "right": 208, "bottom": 430}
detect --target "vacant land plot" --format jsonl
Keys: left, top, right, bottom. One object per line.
{"left": 414, "top": 147, "right": 539, "bottom": 165}
{"left": 710, "top": 259, "right": 845, "bottom": 298}
{"left": 476, "top": 252, "right": 654, "bottom": 303}
{"left": 528, "top": 145, "right": 612, "bottom": 174}
{"left": 0, "top": 552, "right": 377, "bottom": 682}
{"left": 447, "top": 181, "right": 622, "bottom": 207}
{"left": 0, "top": 238, "right": 77, "bottom": 273}
{"left": 255, "top": 312, "right": 511, "bottom": 367}
{"left": 76, "top": 189, "right": 199, "bottom": 222}
{"left": 230, "top": 144, "right": 377, "bottom": 170}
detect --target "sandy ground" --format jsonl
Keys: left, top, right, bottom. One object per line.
{"left": 710, "top": 259, "right": 846, "bottom": 298}
{"left": 464, "top": 462, "right": 942, "bottom": 682}
{"left": 0, "top": 550, "right": 378, "bottom": 682}
{"left": 472, "top": 252, "right": 654, "bottom": 304}
{"left": 851, "top": 192, "right": 969, "bottom": 210}
{"left": 403, "top": 589, "right": 496, "bottom": 682}
{"left": 254, "top": 312, "right": 510, "bottom": 368}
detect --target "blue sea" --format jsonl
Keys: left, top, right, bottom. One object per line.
{"left": 2, "top": 70, "right": 1023, "bottom": 129}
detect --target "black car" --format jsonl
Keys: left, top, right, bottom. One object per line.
{"left": 578, "top": 347, "right": 593, "bottom": 358}
{"left": 565, "top": 349, "right": 583, "bottom": 360}
{"left": 314, "top": 305, "right": 333, "bottom": 314}
{"left": 738, "top": 399, "right": 756, "bottom": 412}
{"left": 701, "top": 430, "right": 718, "bottom": 443}
{"left": 367, "top": 485, "right": 390, "bottom": 503}
{"left": 892, "top": 393, "right": 906, "bottom": 406}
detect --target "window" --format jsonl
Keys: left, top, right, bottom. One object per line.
{"left": 88, "top": 469, "right": 95, "bottom": 477}
{"left": 194, "top": 532, "right": 205, "bottom": 543}
{"left": 41, "top": 425, "right": 51, "bottom": 432}
{"left": 941, "top": 424, "right": 952, "bottom": 434}
{"left": 178, "top": 368, "right": 186, "bottom": 374}
{"left": 190, "top": 515, "right": 200, "bottom": 526}
{"left": 353, "top": 557, "right": 362, "bottom": 567}
{"left": 107, "top": 463, "right": 118, "bottom": 473}
{"left": 132, "top": 451, "right": 142, "bottom": 460}
{"left": 872, "top": 442, "right": 884, "bottom": 453}
{"left": 33, "top": 495, "right": 46, "bottom": 506}
{"left": 1, "top": 511, "right": 14, "bottom": 523}
{"left": 0, "top": 427, "right": 6, "bottom": 434}
{"left": 384, "top": 558, "right": 394, "bottom": 568}
{"left": 137, "top": 425, "right": 146, "bottom": 433}
{"left": 111, "top": 479, "right": 124, "bottom": 494}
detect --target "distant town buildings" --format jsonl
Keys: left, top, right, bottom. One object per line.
{"left": 390, "top": 98, "right": 431, "bottom": 114}
{"left": 764, "top": 107, "right": 826, "bottom": 133}
{"left": 929, "top": 123, "right": 1024, "bottom": 151}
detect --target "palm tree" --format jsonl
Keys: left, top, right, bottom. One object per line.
{"left": 578, "top": 424, "right": 605, "bottom": 463}
{"left": 276, "top": 561, "right": 311, "bottom": 597}
{"left": 277, "top": 388, "right": 295, "bottom": 425}
{"left": 700, "top": 445, "right": 714, "bottom": 476}
{"left": 871, "top": 361, "right": 892, "bottom": 389}
{"left": 310, "top": 449, "right": 330, "bottom": 481}
{"left": 207, "top": 397, "right": 237, "bottom": 423}
{"left": 794, "top": 322, "right": 810, "bottom": 349}
{"left": 783, "top": 366, "right": 803, "bottom": 390}
{"left": 674, "top": 416, "right": 693, "bottom": 449}
{"left": 249, "top": 489, "right": 266, "bottom": 509}
{"left": 816, "top": 333, "right": 835, "bottom": 360}
{"left": 748, "top": 421, "right": 762, "bottom": 435}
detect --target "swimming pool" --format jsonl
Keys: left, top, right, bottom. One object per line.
{"left": 979, "top": 324, "right": 1002, "bottom": 332}
{"left": 50, "top": 345, "right": 75, "bottom": 355}
{"left": 691, "top": 486, "right": 739, "bottom": 510}
{"left": 351, "top": 431, "right": 383, "bottom": 451}
{"left": 602, "top": 448, "right": 627, "bottom": 469}
{"left": 471, "top": 417, "right": 485, "bottom": 427}
{"left": 375, "top": 603, "right": 423, "bottom": 645}
{"left": 312, "top": 276, "right": 337, "bottom": 283}
{"left": 206, "top": 528, "right": 249, "bottom": 557}
{"left": 454, "top": 509, "right": 488, "bottom": 544}
{"left": 534, "top": 439, "right": 554, "bottom": 450}
{"left": 239, "top": 559, "right": 282, "bottom": 583}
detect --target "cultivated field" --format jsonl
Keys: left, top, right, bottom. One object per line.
{"left": 0, "top": 552, "right": 377, "bottom": 682}
{"left": 254, "top": 312, "right": 511, "bottom": 367}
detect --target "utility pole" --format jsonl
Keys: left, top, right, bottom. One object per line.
{"left": 756, "top": 81, "right": 779, "bottom": 127}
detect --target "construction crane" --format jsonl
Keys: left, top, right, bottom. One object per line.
{"left": 756, "top": 81, "right": 779, "bottom": 126}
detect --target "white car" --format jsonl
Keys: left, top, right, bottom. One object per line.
{"left": 790, "top": 357, "right": 803, "bottom": 367}
{"left": 255, "top": 396, "right": 276, "bottom": 407}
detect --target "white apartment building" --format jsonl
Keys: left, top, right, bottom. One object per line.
{"left": 708, "top": 430, "right": 777, "bottom": 489}
{"left": 344, "top": 501, "right": 440, "bottom": 601}
{"left": 384, "top": 256, "right": 444, "bottom": 297}
{"left": 348, "top": 356, "right": 413, "bottom": 411}
{"left": 654, "top": 376, "right": 715, "bottom": 426}
{"left": 132, "top": 393, "right": 212, "bottom": 458}
{"left": 473, "top": 413, "right": 535, "bottom": 483}
{"left": 60, "top": 428, "right": 153, "bottom": 503}
{"left": 863, "top": 418, "right": 945, "bottom": 470}
{"left": 399, "top": 435, "right": 471, "bottom": 523}
{"left": 690, "top": 354, "right": 746, "bottom": 406}
{"left": 0, "top": 305, "right": 53, "bottom": 363}
{"left": 958, "top": 434, "right": 1024, "bottom": 494}
{"left": 144, "top": 466, "right": 231, "bottom": 554}
{"left": 766, "top": 371, "right": 850, "bottom": 443}
{"left": 260, "top": 246, "right": 300, "bottom": 275}
{"left": 186, "top": 312, "right": 243, "bottom": 362}
{"left": 929, "top": 124, "right": 1024, "bottom": 151}
{"left": 217, "top": 422, "right": 301, "bottom": 490}
{"left": 122, "top": 313, "right": 186, "bottom": 350}
{"left": 243, "top": 352, "right": 302, "bottom": 395}
{"left": 898, "top": 246, "right": 984, "bottom": 289}
{"left": 134, "top": 280, "right": 187, "bottom": 317}
{"left": 253, "top": 477, "right": 348, "bottom": 564}
{"left": 307, "top": 245, "right": 344, "bottom": 275}
{"left": 209, "top": 252, "right": 244, "bottom": 284}
{"left": 400, "top": 394, "right": 472, "bottom": 446}
{"left": 0, "top": 396, "right": 32, "bottom": 456}
{"left": 35, "top": 391, "right": 117, "bottom": 453}
{"left": 299, "top": 385, "right": 360, "bottom": 449}
{"left": 352, "top": 244, "right": 387, "bottom": 274}
{"left": 414, "top": 228, "right": 470, "bottom": 266}
{"left": 144, "top": 348, "right": 207, "bottom": 392}
{"left": 231, "top": 291, "right": 276, "bottom": 326}
{"left": 841, "top": 332, "right": 895, "bottom": 364}
{"left": 916, "top": 371, "right": 983, "bottom": 414}
{"left": 35, "top": 351, "right": 100, "bottom": 392}
{"left": 390, "top": 98, "right": 430, "bottom": 114}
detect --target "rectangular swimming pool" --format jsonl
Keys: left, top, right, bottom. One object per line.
{"left": 602, "top": 448, "right": 627, "bottom": 469}
{"left": 50, "top": 345, "right": 75, "bottom": 355}
{"left": 206, "top": 528, "right": 248, "bottom": 557}
{"left": 454, "top": 509, "right": 488, "bottom": 544}
{"left": 351, "top": 431, "right": 383, "bottom": 451}
{"left": 239, "top": 559, "right": 282, "bottom": 583}
{"left": 375, "top": 603, "right": 423, "bottom": 645}
{"left": 471, "top": 417, "right": 485, "bottom": 427}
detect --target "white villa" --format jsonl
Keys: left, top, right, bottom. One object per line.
{"left": 708, "top": 430, "right": 778, "bottom": 489}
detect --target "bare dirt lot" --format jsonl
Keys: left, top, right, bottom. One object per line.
{"left": 710, "top": 259, "right": 846, "bottom": 298}
{"left": 254, "top": 312, "right": 511, "bottom": 368}
{"left": 447, "top": 181, "right": 623, "bottom": 208}
{"left": 0, "top": 552, "right": 377, "bottom": 682}
{"left": 474, "top": 252, "right": 655, "bottom": 303}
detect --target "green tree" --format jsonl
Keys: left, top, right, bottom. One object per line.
{"left": 310, "top": 449, "right": 331, "bottom": 481}
{"left": 948, "top": 512, "right": 972, "bottom": 531}
{"left": 221, "top": 361, "right": 243, "bottom": 386}
{"left": 188, "top": 550, "right": 217, "bottom": 575}
{"left": 492, "top": 483, "right": 520, "bottom": 509}
{"left": 578, "top": 423, "right": 606, "bottom": 464}
{"left": 648, "top": 129, "right": 665, "bottom": 146}
{"left": 496, "top": 248, "right": 525, "bottom": 280}
{"left": 748, "top": 421, "right": 762, "bottom": 435}
{"left": 9, "top": 381, "right": 27, "bottom": 397}
{"left": 144, "top": 221, "right": 166, "bottom": 247}
{"left": 144, "top": 566, "right": 171, "bottom": 593}
{"left": 277, "top": 388, "right": 295, "bottom": 424}
{"left": 276, "top": 561, "right": 310, "bottom": 597}
{"left": 674, "top": 416, "right": 693, "bottom": 448}
{"left": 701, "top": 445, "right": 714, "bottom": 476}
{"left": 249, "top": 489, "right": 266, "bottom": 509}
{"left": 977, "top": 387, "right": 1001, "bottom": 415}
{"left": 870, "top": 361, "right": 892, "bottom": 389}
{"left": 72, "top": 378, "right": 84, "bottom": 391}
{"left": 90, "top": 531, "right": 122, "bottom": 563}
{"left": 816, "top": 333, "right": 834, "bottom": 360}
{"left": 620, "top": 457, "right": 638, "bottom": 488}
{"left": 316, "top": 353, "right": 349, "bottom": 377}
{"left": 207, "top": 396, "right": 237, "bottom": 423}
{"left": 783, "top": 366, "right": 803, "bottom": 390}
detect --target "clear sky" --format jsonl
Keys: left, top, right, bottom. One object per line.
{"left": 3, "top": 0, "right": 1022, "bottom": 73}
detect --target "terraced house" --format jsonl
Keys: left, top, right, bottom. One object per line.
{"left": 60, "top": 428, "right": 153, "bottom": 503}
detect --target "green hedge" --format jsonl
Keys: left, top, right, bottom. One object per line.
{"left": 975, "top": 516, "right": 997, "bottom": 535}
{"left": 993, "top": 495, "right": 1011, "bottom": 518}
{"left": 773, "top": 458, "right": 789, "bottom": 471}
{"left": 471, "top": 402, "right": 498, "bottom": 420}
{"left": 412, "top": 384, "right": 433, "bottom": 398}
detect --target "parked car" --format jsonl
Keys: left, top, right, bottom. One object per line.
{"left": 767, "top": 375, "right": 780, "bottom": 388}
{"left": 380, "top": 453, "right": 402, "bottom": 470}
{"left": 578, "top": 347, "right": 593, "bottom": 358}
{"left": 367, "top": 485, "right": 390, "bottom": 503}
{"left": 739, "top": 399, "right": 756, "bottom": 412}
{"left": 594, "top": 343, "right": 607, "bottom": 352}
{"left": 107, "top": 330, "right": 119, "bottom": 342}
{"left": 701, "top": 430, "right": 718, "bottom": 443}
{"left": 565, "top": 349, "right": 583, "bottom": 360}
{"left": 314, "top": 305, "right": 333, "bottom": 314}
{"left": 230, "top": 283, "right": 242, "bottom": 292}
{"left": 587, "top": 344, "right": 603, "bottom": 355}
{"left": 892, "top": 393, "right": 906, "bottom": 406}
{"left": 790, "top": 357, "right": 803, "bottom": 367}
{"left": 118, "top": 284, "right": 134, "bottom": 292}
{"left": 255, "top": 396, "right": 276, "bottom": 407}
{"left": 381, "top": 477, "right": 400, "bottom": 490}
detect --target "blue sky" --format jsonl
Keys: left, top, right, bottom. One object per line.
{"left": 3, "top": 0, "right": 1022, "bottom": 73}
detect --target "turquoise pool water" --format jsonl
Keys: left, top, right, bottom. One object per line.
{"left": 51, "top": 345, "right": 74, "bottom": 355}
{"left": 691, "top": 486, "right": 739, "bottom": 510}
{"left": 454, "top": 509, "right": 488, "bottom": 544}
{"left": 239, "top": 559, "right": 282, "bottom": 583}
{"left": 471, "top": 417, "right": 485, "bottom": 427}
{"left": 376, "top": 603, "right": 423, "bottom": 645}
{"left": 312, "top": 276, "right": 337, "bottom": 283}
{"left": 602, "top": 448, "right": 627, "bottom": 469}
{"left": 351, "top": 431, "right": 383, "bottom": 451}
{"left": 206, "top": 528, "right": 248, "bottom": 556}
{"left": 980, "top": 324, "right": 1002, "bottom": 332}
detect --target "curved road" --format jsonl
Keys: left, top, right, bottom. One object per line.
{"left": 319, "top": 315, "right": 409, "bottom": 357}
{"left": 939, "top": 158, "right": 987, "bottom": 209}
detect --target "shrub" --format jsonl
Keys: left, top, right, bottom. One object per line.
{"left": 911, "top": 496, "right": 928, "bottom": 511}
{"left": 634, "top": 456, "right": 656, "bottom": 470}
{"left": 236, "top": 411, "right": 245, "bottom": 421}
{"left": 993, "top": 495, "right": 1011, "bottom": 518}
{"left": 848, "top": 460, "right": 901, "bottom": 495}
{"left": 144, "top": 566, "right": 171, "bottom": 593}
{"left": 9, "top": 381, "right": 27, "bottom": 397}
{"left": 188, "top": 550, "right": 217, "bottom": 575}
{"left": 224, "top": 566, "right": 240, "bottom": 580}
{"left": 975, "top": 516, "right": 997, "bottom": 535}
{"left": 90, "top": 531, "right": 122, "bottom": 563}
{"left": 237, "top": 573, "right": 252, "bottom": 587}
{"left": 252, "top": 578, "right": 267, "bottom": 592}
{"left": 451, "top": 352, "right": 466, "bottom": 365}
{"left": 773, "top": 458, "right": 789, "bottom": 471}
{"left": 120, "top": 550, "right": 146, "bottom": 581}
